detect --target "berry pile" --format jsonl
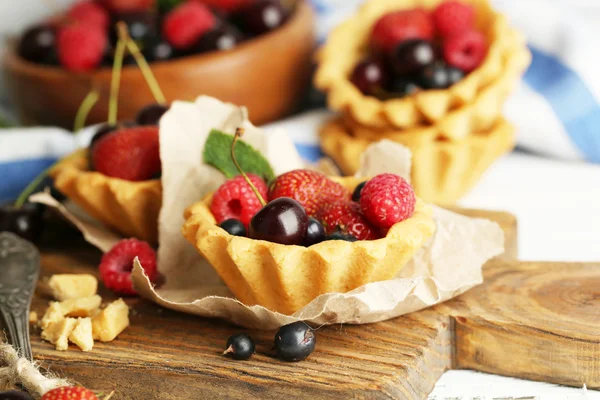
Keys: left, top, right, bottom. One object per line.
{"left": 350, "top": 1, "right": 488, "bottom": 97}
{"left": 212, "top": 165, "right": 417, "bottom": 245}
{"left": 18, "top": 0, "right": 292, "bottom": 72}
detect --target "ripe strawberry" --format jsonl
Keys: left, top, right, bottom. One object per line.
{"left": 56, "top": 24, "right": 107, "bottom": 72}
{"left": 370, "top": 9, "right": 434, "bottom": 54}
{"left": 163, "top": 2, "right": 217, "bottom": 49}
{"left": 67, "top": 1, "right": 110, "bottom": 30}
{"left": 316, "top": 201, "right": 379, "bottom": 241}
{"left": 99, "top": 238, "right": 157, "bottom": 295}
{"left": 210, "top": 174, "right": 268, "bottom": 227}
{"left": 189, "top": 0, "right": 255, "bottom": 13}
{"left": 41, "top": 386, "right": 98, "bottom": 400}
{"left": 360, "top": 174, "right": 416, "bottom": 229}
{"left": 98, "top": 0, "right": 155, "bottom": 13}
{"left": 443, "top": 30, "right": 487, "bottom": 72}
{"left": 91, "top": 126, "right": 161, "bottom": 181}
{"left": 433, "top": 1, "right": 474, "bottom": 37}
{"left": 268, "top": 170, "right": 349, "bottom": 217}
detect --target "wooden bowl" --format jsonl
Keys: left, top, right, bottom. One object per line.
{"left": 4, "top": 2, "right": 314, "bottom": 129}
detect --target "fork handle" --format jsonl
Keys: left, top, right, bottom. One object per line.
{"left": 1, "top": 304, "right": 33, "bottom": 361}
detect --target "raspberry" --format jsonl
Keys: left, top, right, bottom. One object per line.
{"left": 443, "top": 30, "right": 487, "bottom": 72}
{"left": 91, "top": 126, "right": 161, "bottom": 181}
{"left": 98, "top": 0, "right": 155, "bottom": 13}
{"left": 67, "top": 1, "right": 110, "bottom": 31}
{"left": 99, "top": 238, "right": 157, "bottom": 296}
{"left": 269, "top": 169, "right": 350, "bottom": 217}
{"left": 163, "top": 2, "right": 217, "bottom": 49}
{"left": 316, "top": 201, "right": 379, "bottom": 241}
{"left": 360, "top": 174, "right": 416, "bottom": 229}
{"left": 370, "top": 9, "right": 434, "bottom": 54}
{"left": 57, "top": 24, "right": 107, "bottom": 72}
{"left": 41, "top": 387, "right": 97, "bottom": 400}
{"left": 210, "top": 174, "right": 268, "bottom": 227}
{"left": 433, "top": 1, "right": 474, "bottom": 38}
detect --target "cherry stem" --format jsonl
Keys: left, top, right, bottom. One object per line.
{"left": 117, "top": 22, "right": 167, "bottom": 105}
{"left": 108, "top": 38, "right": 126, "bottom": 125}
{"left": 73, "top": 90, "right": 100, "bottom": 132}
{"left": 231, "top": 128, "right": 266, "bottom": 206}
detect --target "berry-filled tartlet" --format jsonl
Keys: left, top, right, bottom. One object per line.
{"left": 182, "top": 129, "right": 436, "bottom": 315}
{"left": 314, "top": 0, "right": 530, "bottom": 133}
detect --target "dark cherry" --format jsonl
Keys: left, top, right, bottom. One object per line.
{"left": 386, "top": 77, "right": 421, "bottom": 97}
{"left": 447, "top": 66, "right": 465, "bottom": 86}
{"left": 219, "top": 219, "right": 246, "bottom": 237}
{"left": 136, "top": 103, "right": 170, "bottom": 125}
{"left": 418, "top": 63, "right": 451, "bottom": 89}
{"left": 351, "top": 181, "right": 367, "bottom": 202}
{"left": 327, "top": 232, "right": 357, "bottom": 242}
{"left": 274, "top": 321, "right": 316, "bottom": 362}
{"left": 0, "top": 390, "right": 35, "bottom": 400}
{"left": 142, "top": 39, "right": 175, "bottom": 62}
{"left": 0, "top": 203, "right": 45, "bottom": 243}
{"left": 249, "top": 197, "right": 308, "bottom": 245}
{"left": 223, "top": 333, "right": 255, "bottom": 360}
{"left": 233, "top": 0, "right": 288, "bottom": 36}
{"left": 303, "top": 217, "right": 325, "bottom": 247}
{"left": 389, "top": 39, "right": 435, "bottom": 75}
{"left": 109, "top": 11, "right": 158, "bottom": 46}
{"left": 350, "top": 59, "right": 388, "bottom": 95}
{"left": 18, "top": 25, "right": 57, "bottom": 64}
{"left": 193, "top": 24, "right": 244, "bottom": 53}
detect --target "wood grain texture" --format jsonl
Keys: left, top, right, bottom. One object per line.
{"left": 12, "top": 208, "right": 515, "bottom": 399}
{"left": 442, "top": 260, "right": 600, "bottom": 389}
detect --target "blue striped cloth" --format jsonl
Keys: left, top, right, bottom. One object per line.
{"left": 2, "top": 0, "right": 600, "bottom": 202}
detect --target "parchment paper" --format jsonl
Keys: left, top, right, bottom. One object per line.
{"left": 37, "top": 96, "right": 504, "bottom": 329}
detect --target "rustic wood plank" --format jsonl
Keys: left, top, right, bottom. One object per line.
{"left": 440, "top": 260, "right": 600, "bottom": 389}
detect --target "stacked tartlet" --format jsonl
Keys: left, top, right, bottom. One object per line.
{"left": 315, "top": 0, "right": 531, "bottom": 205}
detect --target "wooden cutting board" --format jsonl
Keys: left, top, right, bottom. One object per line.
{"left": 14, "top": 209, "right": 599, "bottom": 399}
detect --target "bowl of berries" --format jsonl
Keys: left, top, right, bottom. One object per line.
{"left": 4, "top": 0, "right": 314, "bottom": 129}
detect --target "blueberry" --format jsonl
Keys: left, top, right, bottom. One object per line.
{"left": 352, "top": 181, "right": 367, "bottom": 202}
{"left": 223, "top": 333, "right": 255, "bottom": 360}
{"left": 219, "top": 219, "right": 247, "bottom": 237}
{"left": 303, "top": 217, "right": 325, "bottom": 247}
{"left": 418, "top": 63, "right": 451, "bottom": 89}
{"left": 447, "top": 66, "right": 465, "bottom": 86}
{"left": 327, "top": 232, "right": 357, "bottom": 242}
{"left": 274, "top": 321, "right": 316, "bottom": 362}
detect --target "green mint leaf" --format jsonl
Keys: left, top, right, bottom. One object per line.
{"left": 203, "top": 129, "right": 275, "bottom": 182}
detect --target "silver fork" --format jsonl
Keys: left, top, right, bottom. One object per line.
{"left": 0, "top": 232, "right": 40, "bottom": 361}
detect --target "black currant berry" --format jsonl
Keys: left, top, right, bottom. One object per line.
{"left": 136, "top": 103, "right": 170, "bottom": 126}
{"left": 18, "top": 25, "right": 56, "bottom": 65}
{"left": 386, "top": 77, "right": 421, "bottom": 97}
{"left": 303, "top": 217, "right": 325, "bottom": 246}
{"left": 350, "top": 59, "right": 387, "bottom": 95}
{"left": 351, "top": 181, "right": 367, "bottom": 202}
{"left": 143, "top": 39, "right": 176, "bottom": 62}
{"left": 389, "top": 39, "right": 435, "bottom": 75}
{"left": 274, "top": 321, "right": 316, "bottom": 362}
{"left": 327, "top": 232, "right": 357, "bottom": 242}
{"left": 223, "top": 333, "right": 255, "bottom": 360}
{"left": 219, "top": 219, "right": 247, "bottom": 237}
{"left": 418, "top": 63, "right": 451, "bottom": 89}
{"left": 193, "top": 24, "right": 244, "bottom": 53}
{"left": 0, "top": 203, "right": 45, "bottom": 243}
{"left": 447, "top": 66, "right": 465, "bottom": 86}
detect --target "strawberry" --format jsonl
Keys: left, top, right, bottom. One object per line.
{"left": 370, "top": 9, "right": 434, "bottom": 54}
{"left": 98, "top": 0, "right": 155, "bottom": 13}
{"left": 316, "top": 201, "right": 379, "bottom": 241}
{"left": 268, "top": 170, "right": 350, "bottom": 217}
{"left": 41, "top": 386, "right": 98, "bottom": 400}
{"left": 433, "top": 1, "right": 475, "bottom": 38}
{"left": 90, "top": 126, "right": 161, "bottom": 181}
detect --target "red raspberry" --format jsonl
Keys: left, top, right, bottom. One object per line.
{"left": 360, "top": 174, "right": 416, "bottom": 229}
{"left": 370, "top": 9, "right": 434, "bottom": 54}
{"left": 41, "top": 386, "right": 98, "bottom": 400}
{"left": 316, "top": 201, "right": 379, "bottom": 241}
{"left": 433, "top": 1, "right": 474, "bottom": 38}
{"left": 443, "top": 30, "right": 487, "bottom": 72}
{"left": 98, "top": 0, "right": 155, "bottom": 13}
{"left": 67, "top": 1, "right": 110, "bottom": 31}
{"left": 189, "top": 0, "right": 255, "bottom": 13}
{"left": 163, "top": 2, "right": 217, "bottom": 49}
{"left": 91, "top": 126, "right": 161, "bottom": 181}
{"left": 268, "top": 169, "right": 350, "bottom": 217}
{"left": 57, "top": 24, "right": 107, "bottom": 72}
{"left": 99, "top": 238, "right": 157, "bottom": 296}
{"left": 211, "top": 174, "right": 268, "bottom": 227}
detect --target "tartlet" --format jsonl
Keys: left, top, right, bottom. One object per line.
{"left": 314, "top": 0, "right": 530, "bottom": 131}
{"left": 50, "top": 150, "right": 161, "bottom": 244}
{"left": 182, "top": 176, "right": 436, "bottom": 315}
{"left": 320, "top": 117, "right": 515, "bottom": 205}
